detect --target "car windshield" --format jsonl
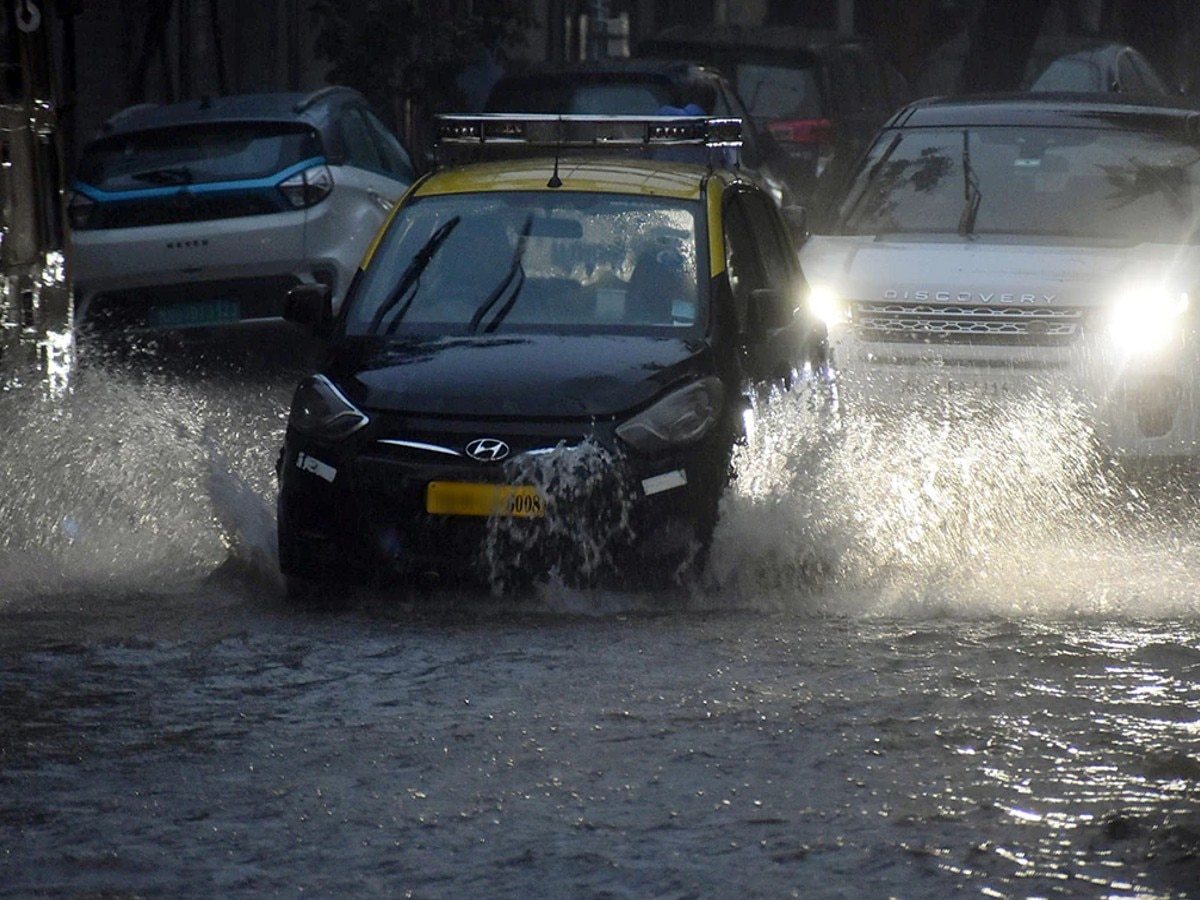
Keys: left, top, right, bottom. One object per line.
{"left": 76, "top": 122, "right": 321, "bottom": 190}
{"left": 837, "top": 124, "right": 1200, "bottom": 243}
{"left": 734, "top": 63, "right": 822, "bottom": 120}
{"left": 344, "top": 191, "right": 705, "bottom": 337}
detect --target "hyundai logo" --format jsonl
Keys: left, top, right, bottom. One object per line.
{"left": 465, "top": 438, "right": 510, "bottom": 462}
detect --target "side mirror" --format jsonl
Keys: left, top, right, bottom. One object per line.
{"left": 284, "top": 283, "right": 333, "bottom": 337}
{"left": 747, "top": 287, "right": 793, "bottom": 336}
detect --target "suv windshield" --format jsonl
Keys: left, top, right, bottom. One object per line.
{"left": 344, "top": 191, "right": 705, "bottom": 337}
{"left": 77, "top": 122, "right": 322, "bottom": 190}
{"left": 838, "top": 125, "right": 1200, "bottom": 244}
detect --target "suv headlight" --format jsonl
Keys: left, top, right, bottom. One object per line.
{"left": 1107, "top": 286, "right": 1189, "bottom": 355}
{"left": 808, "top": 284, "right": 850, "bottom": 329}
{"left": 279, "top": 164, "right": 334, "bottom": 208}
{"left": 288, "top": 374, "right": 369, "bottom": 440}
{"left": 616, "top": 377, "right": 724, "bottom": 455}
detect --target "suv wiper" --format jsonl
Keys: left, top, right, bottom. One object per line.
{"left": 369, "top": 215, "right": 461, "bottom": 335}
{"left": 468, "top": 215, "right": 534, "bottom": 334}
{"left": 958, "top": 129, "right": 982, "bottom": 238}
{"left": 132, "top": 166, "right": 194, "bottom": 186}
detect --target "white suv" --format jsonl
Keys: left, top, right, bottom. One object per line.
{"left": 69, "top": 87, "right": 415, "bottom": 334}
{"left": 799, "top": 93, "right": 1200, "bottom": 463}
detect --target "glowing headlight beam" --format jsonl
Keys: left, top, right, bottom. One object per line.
{"left": 808, "top": 285, "right": 850, "bottom": 329}
{"left": 1107, "top": 287, "right": 1189, "bottom": 355}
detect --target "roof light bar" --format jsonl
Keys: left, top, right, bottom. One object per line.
{"left": 435, "top": 114, "right": 742, "bottom": 149}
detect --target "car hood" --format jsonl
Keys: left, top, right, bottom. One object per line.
{"left": 331, "top": 333, "right": 712, "bottom": 418}
{"left": 799, "top": 236, "right": 1200, "bottom": 306}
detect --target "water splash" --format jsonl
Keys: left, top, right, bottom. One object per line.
{"left": 711, "top": 381, "right": 1200, "bottom": 619}
{"left": 0, "top": 358, "right": 289, "bottom": 603}
{"left": 482, "top": 438, "right": 637, "bottom": 592}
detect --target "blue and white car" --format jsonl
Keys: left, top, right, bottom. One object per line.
{"left": 68, "top": 88, "right": 415, "bottom": 334}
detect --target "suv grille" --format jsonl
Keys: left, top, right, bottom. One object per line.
{"left": 852, "top": 301, "right": 1084, "bottom": 346}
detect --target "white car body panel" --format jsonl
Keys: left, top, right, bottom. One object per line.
{"left": 800, "top": 234, "right": 1200, "bottom": 460}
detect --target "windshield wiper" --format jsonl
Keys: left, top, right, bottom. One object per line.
{"left": 468, "top": 214, "right": 534, "bottom": 334}
{"left": 132, "top": 166, "right": 194, "bottom": 186}
{"left": 368, "top": 215, "right": 461, "bottom": 335}
{"left": 958, "top": 129, "right": 982, "bottom": 238}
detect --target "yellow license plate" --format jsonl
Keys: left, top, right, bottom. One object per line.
{"left": 425, "top": 481, "right": 545, "bottom": 518}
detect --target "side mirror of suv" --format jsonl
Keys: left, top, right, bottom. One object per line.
{"left": 284, "top": 283, "right": 333, "bottom": 337}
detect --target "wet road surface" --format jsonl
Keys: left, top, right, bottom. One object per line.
{"left": 2, "top": 339, "right": 1199, "bottom": 898}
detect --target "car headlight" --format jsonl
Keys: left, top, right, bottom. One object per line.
{"left": 616, "top": 377, "right": 724, "bottom": 455}
{"left": 808, "top": 284, "right": 850, "bottom": 329}
{"left": 288, "top": 374, "right": 369, "bottom": 440}
{"left": 1107, "top": 286, "right": 1189, "bottom": 355}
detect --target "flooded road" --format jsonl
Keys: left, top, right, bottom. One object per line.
{"left": 2, "top": 341, "right": 1199, "bottom": 898}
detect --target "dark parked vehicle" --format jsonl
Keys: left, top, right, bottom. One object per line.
{"left": 276, "top": 115, "right": 823, "bottom": 595}
{"left": 638, "top": 24, "right": 911, "bottom": 221}
{"left": 482, "top": 58, "right": 794, "bottom": 207}
{"left": 1025, "top": 40, "right": 1174, "bottom": 96}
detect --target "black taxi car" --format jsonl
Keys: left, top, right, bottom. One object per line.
{"left": 276, "top": 114, "right": 823, "bottom": 595}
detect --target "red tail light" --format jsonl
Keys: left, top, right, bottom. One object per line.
{"left": 767, "top": 118, "right": 834, "bottom": 145}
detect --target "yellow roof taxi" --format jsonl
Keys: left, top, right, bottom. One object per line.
{"left": 276, "top": 112, "right": 825, "bottom": 597}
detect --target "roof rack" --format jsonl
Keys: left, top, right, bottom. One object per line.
{"left": 436, "top": 113, "right": 741, "bottom": 148}
{"left": 433, "top": 113, "right": 742, "bottom": 170}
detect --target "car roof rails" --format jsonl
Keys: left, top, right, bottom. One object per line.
{"left": 293, "top": 85, "right": 361, "bottom": 113}
{"left": 433, "top": 113, "right": 742, "bottom": 169}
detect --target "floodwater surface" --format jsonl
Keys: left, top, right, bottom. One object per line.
{"left": 2, "top": 345, "right": 1198, "bottom": 898}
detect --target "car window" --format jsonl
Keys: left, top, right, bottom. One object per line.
{"left": 724, "top": 189, "right": 798, "bottom": 330}
{"left": 1128, "top": 53, "right": 1170, "bottom": 94}
{"left": 735, "top": 63, "right": 822, "bottom": 120}
{"left": 722, "top": 193, "right": 767, "bottom": 330}
{"left": 75, "top": 122, "right": 321, "bottom": 190}
{"left": 344, "top": 191, "right": 706, "bottom": 336}
{"left": 826, "top": 55, "right": 865, "bottom": 115}
{"left": 1029, "top": 58, "right": 1103, "bottom": 92}
{"left": 569, "top": 85, "right": 669, "bottom": 114}
{"left": 339, "top": 107, "right": 385, "bottom": 171}
{"left": 362, "top": 108, "right": 415, "bottom": 180}
{"left": 487, "top": 80, "right": 675, "bottom": 114}
{"left": 838, "top": 125, "right": 1200, "bottom": 244}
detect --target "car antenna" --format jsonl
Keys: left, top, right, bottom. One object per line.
{"left": 547, "top": 113, "right": 563, "bottom": 188}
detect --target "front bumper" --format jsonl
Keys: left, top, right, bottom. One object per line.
{"left": 277, "top": 425, "right": 731, "bottom": 586}
{"left": 826, "top": 329, "right": 1200, "bottom": 461}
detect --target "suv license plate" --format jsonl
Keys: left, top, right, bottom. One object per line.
{"left": 426, "top": 482, "right": 544, "bottom": 518}
{"left": 149, "top": 299, "right": 240, "bottom": 329}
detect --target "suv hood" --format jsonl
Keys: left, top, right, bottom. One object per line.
{"left": 332, "top": 333, "right": 711, "bottom": 418}
{"left": 800, "top": 236, "right": 1200, "bottom": 306}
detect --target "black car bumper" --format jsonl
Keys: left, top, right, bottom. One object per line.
{"left": 277, "top": 427, "right": 731, "bottom": 589}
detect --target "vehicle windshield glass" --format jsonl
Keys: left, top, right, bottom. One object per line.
{"left": 76, "top": 122, "right": 321, "bottom": 190}
{"left": 344, "top": 191, "right": 706, "bottom": 337}
{"left": 837, "top": 125, "right": 1200, "bottom": 243}
{"left": 735, "top": 63, "right": 822, "bottom": 119}
{"left": 487, "top": 80, "right": 676, "bottom": 115}
{"left": 1029, "top": 58, "right": 1103, "bottom": 92}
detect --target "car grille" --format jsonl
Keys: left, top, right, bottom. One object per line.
{"left": 852, "top": 301, "right": 1084, "bottom": 346}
